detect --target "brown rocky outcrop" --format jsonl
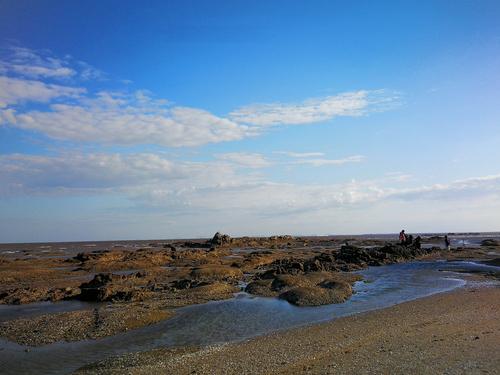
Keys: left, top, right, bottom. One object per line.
{"left": 279, "top": 281, "right": 352, "bottom": 306}
{"left": 246, "top": 271, "right": 359, "bottom": 306}
{"left": 189, "top": 265, "right": 243, "bottom": 282}
{"left": 244, "top": 279, "right": 274, "bottom": 296}
{"left": 70, "top": 249, "right": 173, "bottom": 272}
{"left": 78, "top": 273, "right": 152, "bottom": 302}
{"left": 0, "top": 286, "right": 80, "bottom": 305}
{"left": 210, "top": 232, "right": 232, "bottom": 247}
{"left": 244, "top": 242, "right": 439, "bottom": 305}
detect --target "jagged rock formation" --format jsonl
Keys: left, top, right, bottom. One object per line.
{"left": 210, "top": 232, "right": 232, "bottom": 246}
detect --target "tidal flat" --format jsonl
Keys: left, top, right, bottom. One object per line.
{"left": 0, "top": 233, "right": 499, "bottom": 374}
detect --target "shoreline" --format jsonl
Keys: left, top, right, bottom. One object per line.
{"left": 76, "top": 284, "right": 500, "bottom": 374}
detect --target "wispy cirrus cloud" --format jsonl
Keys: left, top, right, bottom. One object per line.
{"left": 292, "top": 155, "right": 365, "bottom": 167}
{"left": 273, "top": 151, "right": 365, "bottom": 167}
{"left": 215, "top": 152, "right": 272, "bottom": 168}
{"left": 229, "top": 90, "right": 398, "bottom": 127}
{"left": 273, "top": 151, "right": 326, "bottom": 158}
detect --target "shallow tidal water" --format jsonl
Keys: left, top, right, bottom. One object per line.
{"left": 0, "top": 260, "right": 497, "bottom": 375}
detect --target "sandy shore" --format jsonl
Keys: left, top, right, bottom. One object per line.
{"left": 77, "top": 285, "right": 500, "bottom": 375}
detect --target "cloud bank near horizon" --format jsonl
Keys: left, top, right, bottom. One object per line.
{"left": 1, "top": 152, "right": 499, "bottom": 217}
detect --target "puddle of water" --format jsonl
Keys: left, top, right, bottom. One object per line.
{"left": 0, "top": 260, "right": 497, "bottom": 375}
{"left": 449, "top": 235, "right": 500, "bottom": 247}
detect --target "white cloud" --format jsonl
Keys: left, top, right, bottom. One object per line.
{"left": 133, "top": 173, "right": 500, "bottom": 216}
{"left": 2, "top": 87, "right": 394, "bottom": 147}
{"left": 384, "top": 172, "right": 413, "bottom": 182}
{"left": 2, "top": 151, "right": 499, "bottom": 220}
{"left": 0, "top": 46, "right": 75, "bottom": 79}
{"left": 293, "top": 155, "right": 365, "bottom": 167}
{"left": 215, "top": 152, "right": 271, "bottom": 168}
{"left": 0, "top": 108, "right": 16, "bottom": 124}
{"left": 77, "top": 61, "right": 105, "bottom": 81}
{"left": 387, "top": 174, "right": 500, "bottom": 201}
{"left": 8, "top": 64, "right": 75, "bottom": 79}
{"left": 0, "top": 46, "right": 399, "bottom": 148}
{"left": 0, "top": 76, "right": 85, "bottom": 108}
{"left": 113, "top": 172, "right": 500, "bottom": 216}
{"left": 10, "top": 91, "right": 251, "bottom": 147}
{"left": 0, "top": 152, "right": 258, "bottom": 195}
{"left": 0, "top": 46, "right": 103, "bottom": 80}
{"left": 0, "top": 153, "right": 181, "bottom": 192}
{"left": 229, "top": 90, "right": 398, "bottom": 126}
{"left": 274, "top": 151, "right": 326, "bottom": 158}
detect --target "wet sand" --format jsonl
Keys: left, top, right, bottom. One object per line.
{"left": 76, "top": 285, "right": 500, "bottom": 375}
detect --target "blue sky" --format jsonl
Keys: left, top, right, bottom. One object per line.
{"left": 1, "top": 0, "right": 499, "bottom": 242}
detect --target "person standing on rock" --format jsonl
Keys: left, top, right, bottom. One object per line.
{"left": 399, "top": 230, "right": 406, "bottom": 245}
{"left": 444, "top": 235, "right": 451, "bottom": 251}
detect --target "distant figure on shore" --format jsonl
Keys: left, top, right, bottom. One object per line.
{"left": 445, "top": 235, "right": 451, "bottom": 251}
{"left": 399, "top": 230, "right": 406, "bottom": 244}
{"left": 415, "top": 236, "right": 422, "bottom": 249}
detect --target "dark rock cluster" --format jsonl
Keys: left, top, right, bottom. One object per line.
{"left": 210, "top": 232, "right": 232, "bottom": 247}
{"left": 246, "top": 271, "right": 359, "bottom": 306}
{"left": 481, "top": 239, "right": 499, "bottom": 247}
{"left": 245, "top": 243, "right": 438, "bottom": 306}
